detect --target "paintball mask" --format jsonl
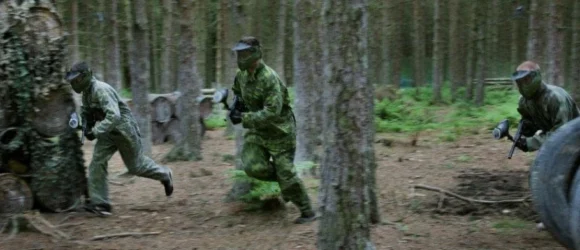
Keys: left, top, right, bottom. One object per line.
{"left": 65, "top": 62, "right": 93, "bottom": 94}
{"left": 511, "top": 70, "right": 542, "bottom": 99}
{"left": 232, "top": 37, "right": 262, "bottom": 71}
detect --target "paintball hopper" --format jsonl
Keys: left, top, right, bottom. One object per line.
{"left": 69, "top": 112, "right": 79, "bottom": 129}
{"left": 213, "top": 88, "right": 230, "bottom": 110}
{"left": 493, "top": 119, "right": 511, "bottom": 140}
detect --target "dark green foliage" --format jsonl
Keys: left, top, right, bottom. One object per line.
{"left": 374, "top": 85, "right": 520, "bottom": 135}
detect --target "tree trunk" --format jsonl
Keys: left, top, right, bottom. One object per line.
{"left": 412, "top": 0, "right": 425, "bottom": 90}
{"left": 148, "top": 0, "right": 160, "bottom": 91}
{"left": 128, "top": 0, "right": 153, "bottom": 156}
{"left": 293, "top": 0, "right": 319, "bottom": 171}
{"left": 0, "top": 0, "right": 86, "bottom": 213}
{"left": 510, "top": 8, "right": 520, "bottom": 68}
{"left": 475, "top": 1, "right": 487, "bottom": 106}
{"left": 275, "top": 0, "right": 287, "bottom": 81}
{"left": 387, "top": 0, "right": 401, "bottom": 89}
{"left": 105, "top": 0, "right": 122, "bottom": 90}
{"left": 380, "top": 2, "right": 389, "bottom": 86}
{"left": 571, "top": 0, "right": 580, "bottom": 101}
{"left": 465, "top": 0, "right": 477, "bottom": 101}
{"left": 160, "top": 0, "right": 175, "bottom": 92}
{"left": 526, "top": 0, "right": 542, "bottom": 62}
{"left": 317, "top": 0, "right": 377, "bottom": 249}
{"left": 546, "top": 0, "right": 565, "bottom": 86}
{"left": 204, "top": 1, "right": 217, "bottom": 89}
{"left": 448, "top": 0, "right": 460, "bottom": 102}
{"left": 69, "top": 0, "right": 80, "bottom": 65}
{"left": 432, "top": 0, "right": 443, "bottom": 103}
{"left": 163, "top": 0, "right": 202, "bottom": 162}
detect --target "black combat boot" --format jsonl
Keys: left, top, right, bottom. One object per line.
{"left": 292, "top": 196, "right": 317, "bottom": 224}
{"left": 294, "top": 209, "right": 317, "bottom": 224}
{"left": 84, "top": 203, "right": 112, "bottom": 216}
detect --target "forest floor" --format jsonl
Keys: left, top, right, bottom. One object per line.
{"left": 2, "top": 127, "right": 566, "bottom": 250}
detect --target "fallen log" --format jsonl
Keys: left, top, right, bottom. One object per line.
{"left": 0, "top": 173, "right": 34, "bottom": 215}
{"left": 123, "top": 91, "right": 214, "bottom": 122}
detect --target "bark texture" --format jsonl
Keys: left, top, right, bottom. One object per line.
{"left": 431, "top": 0, "right": 443, "bottom": 103}
{"left": 317, "top": 0, "right": 377, "bottom": 249}
{"left": 412, "top": 0, "right": 425, "bottom": 88}
{"left": 293, "top": 0, "right": 320, "bottom": 168}
{"left": 105, "top": 0, "right": 122, "bottom": 90}
{"left": 128, "top": 0, "right": 153, "bottom": 155}
{"left": 163, "top": 0, "right": 202, "bottom": 162}
{"left": 546, "top": 0, "right": 565, "bottom": 86}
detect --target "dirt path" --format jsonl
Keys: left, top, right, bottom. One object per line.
{"left": 2, "top": 128, "right": 565, "bottom": 250}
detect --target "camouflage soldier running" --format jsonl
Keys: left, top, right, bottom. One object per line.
{"left": 228, "top": 36, "right": 316, "bottom": 224}
{"left": 65, "top": 62, "right": 174, "bottom": 216}
{"left": 511, "top": 60, "right": 580, "bottom": 153}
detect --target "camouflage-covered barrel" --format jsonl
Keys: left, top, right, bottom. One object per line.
{"left": 0, "top": 0, "right": 87, "bottom": 212}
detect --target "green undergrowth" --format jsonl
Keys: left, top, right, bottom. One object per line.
{"left": 374, "top": 85, "right": 521, "bottom": 140}
{"left": 227, "top": 161, "right": 316, "bottom": 210}
{"left": 204, "top": 85, "right": 520, "bottom": 138}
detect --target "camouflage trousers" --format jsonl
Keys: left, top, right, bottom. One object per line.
{"left": 241, "top": 141, "right": 313, "bottom": 213}
{"left": 87, "top": 122, "right": 172, "bottom": 206}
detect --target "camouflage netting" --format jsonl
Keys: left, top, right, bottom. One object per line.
{"left": 0, "top": 0, "right": 86, "bottom": 212}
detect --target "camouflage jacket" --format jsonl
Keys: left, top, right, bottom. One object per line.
{"left": 232, "top": 60, "right": 296, "bottom": 148}
{"left": 81, "top": 77, "right": 137, "bottom": 136}
{"left": 517, "top": 82, "right": 580, "bottom": 151}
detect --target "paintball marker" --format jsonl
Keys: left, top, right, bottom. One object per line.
{"left": 492, "top": 119, "right": 524, "bottom": 159}
{"left": 69, "top": 110, "right": 104, "bottom": 145}
{"left": 212, "top": 88, "right": 248, "bottom": 119}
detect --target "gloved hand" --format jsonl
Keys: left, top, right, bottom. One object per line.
{"left": 515, "top": 137, "right": 528, "bottom": 152}
{"left": 229, "top": 109, "right": 243, "bottom": 125}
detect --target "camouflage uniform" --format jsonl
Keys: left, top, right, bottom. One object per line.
{"left": 230, "top": 37, "right": 315, "bottom": 223}
{"left": 512, "top": 61, "right": 580, "bottom": 152}
{"left": 65, "top": 62, "right": 173, "bottom": 215}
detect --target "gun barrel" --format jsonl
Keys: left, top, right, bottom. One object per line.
{"left": 69, "top": 112, "right": 79, "bottom": 128}
{"left": 507, "top": 120, "right": 525, "bottom": 159}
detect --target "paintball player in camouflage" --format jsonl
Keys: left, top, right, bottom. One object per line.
{"left": 65, "top": 62, "right": 174, "bottom": 216}
{"left": 228, "top": 36, "right": 317, "bottom": 224}
{"left": 511, "top": 61, "right": 580, "bottom": 153}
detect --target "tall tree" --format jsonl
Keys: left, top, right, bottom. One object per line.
{"left": 387, "top": 0, "right": 402, "bottom": 89}
{"left": 526, "top": 0, "right": 542, "bottom": 62}
{"left": 163, "top": 0, "right": 202, "bottom": 161}
{"left": 317, "top": 0, "right": 378, "bottom": 248}
{"left": 69, "top": 0, "right": 80, "bottom": 65}
{"left": 105, "top": 0, "right": 122, "bottom": 90}
{"left": 293, "top": 0, "right": 319, "bottom": 170}
{"left": 159, "top": 0, "right": 175, "bottom": 92}
{"left": 571, "top": 0, "right": 580, "bottom": 100}
{"left": 432, "top": 0, "right": 444, "bottom": 103}
{"left": 465, "top": 0, "right": 477, "bottom": 101}
{"left": 448, "top": 0, "right": 461, "bottom": 102}
{"left": 474, "top": 0, "right": 488, "bottom": 106}
{"left": 128, "top": 0, "right": 153, "bottom": 155}
{"left": 275, "top": 0, "right": 287, "bottom": 81}
{"left": 546, "top": 0, "right": 565, "bottom": 86}
{"left": 412, "top": 0, "right": 426, "bottom": 89}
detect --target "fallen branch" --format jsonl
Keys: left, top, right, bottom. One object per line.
{"left": 413, "top": 184, "right": 531, "bottom": 204}
{"left": 90, "top": 231, "right": 161, "bottom": 241}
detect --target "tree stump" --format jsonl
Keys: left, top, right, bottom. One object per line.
{"left": 0, "top": 0, "right": 86, "bottom": 213}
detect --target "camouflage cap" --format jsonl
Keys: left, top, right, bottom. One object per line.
{"left": 65, "top": 61, "right": 90, "bottom": 81}
{"left": 232, "top": 36, "right": 261, "bottom": 51}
